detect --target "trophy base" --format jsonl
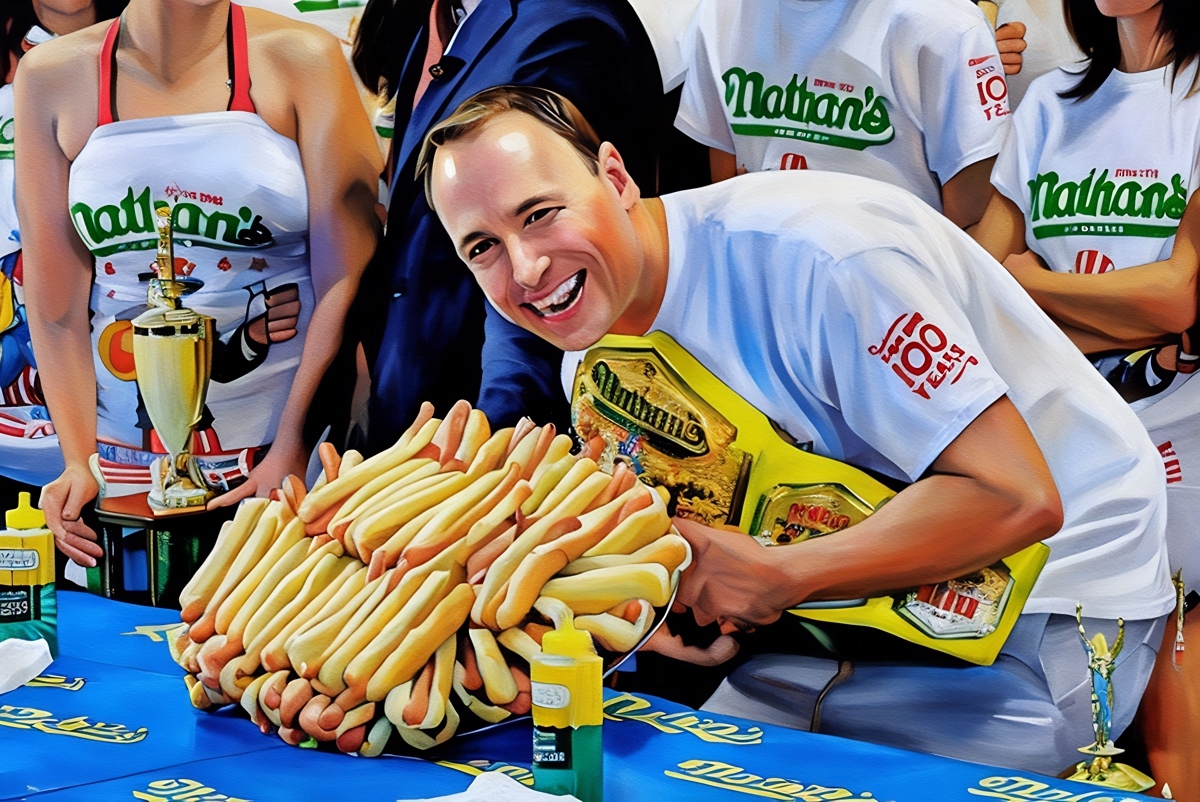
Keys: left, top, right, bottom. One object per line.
{"left": 147, "top": 486, "right": 211, "bottom": 513}
{"left": 146, "top": 455, "right": 215, "bottom": 516}
{"left": 1065, "top": 758, "right": 1154, "bottom": 793}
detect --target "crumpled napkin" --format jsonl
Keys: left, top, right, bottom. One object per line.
{"left": 398, "top": 771, "right": 581, "bottom": 802}
{"left": 0, "top": 637, "right": 53, "bottom": 695}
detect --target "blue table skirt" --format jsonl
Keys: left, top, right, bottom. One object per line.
{"left": 0, "top": 590, "right": 1153, "bottom": 802}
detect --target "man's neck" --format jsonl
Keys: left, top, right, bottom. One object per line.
{"left": 611, "top": 197, "right": 670, "bottom": 336}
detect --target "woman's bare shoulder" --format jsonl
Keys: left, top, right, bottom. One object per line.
{"left": 242, "top": 5, "right": 342, "bottom": 69}
{"left": 16, "top": 23, "right": 108, "bottom": 106}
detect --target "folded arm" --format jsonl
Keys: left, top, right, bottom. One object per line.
{"left": 975, "top": 189, "right": 1199, "bottom": 350}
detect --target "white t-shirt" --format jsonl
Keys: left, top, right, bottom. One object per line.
{"left": 995, "top": 0, "right": 1085, "bottom": 108}
{"left": 625, "top": 0, "right": 704, "bottom": 92}
{"left": 992, "top": 61, "right": 1200, "bottom": 275}
{"left": 675, "top": 0, "right": 1011, "bottom": 211}
{"left": 0, "top": 84, "right": 18, "bottom": 260}
{"left": 565, "top": 172, "right": 1172, "bottom": 620}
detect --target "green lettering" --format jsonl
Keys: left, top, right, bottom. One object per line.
{"left": 761, "top": 84, "right": 785, "bottom": 119}
{"left": 69, "top": 201, "right": 102, "bottom": 246}
{"left": 1140, "top": 182, "right": 1168, "bottom": 218}
{"left": 1049, "top": 180, "right": 1078, "bottom": 219}
{"left": 1076, "top": 169, "right": 1095, "bottom": 214}
{"left": 1165, "top": 174, "right": 1188, "bottom": 219}
{"left": 834, "top": 96, "right": 863, "bottom": 130}
{"left": 1028, "top": 172, "right": 1059, "bottom": 222}
{"left": 722, "top": 67, "right": 764, "bottom": 118}
{"left": 204, "top": 210, "right": 242, "bottom": 244}
{"left": 1091, "top": 171, "right": 1116, "bottom": 216}
{"left": 120, "top": 187, "right": 154, "bottom": 235}
{"left": 860, "top": 87, "right": 890, "bottom": 136}
{"left": 93, "top": 205, "right": 125, "bottom": 240}
{"left": 811, "top": 93, "right": 839, "bottom": 127}
{"left": 173, "top": 202, "right": 202, "bottom": 236}
{"left": 784, "top": 75, "right": 814, "bottom": 122}
{"left": 1112, "top": 181, "right": 1141, "bottom": 216}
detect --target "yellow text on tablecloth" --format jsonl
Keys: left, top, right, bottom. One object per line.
{"left": 602, "top": 693, "right": 765, "bottom": 745}
{"left": 0, "top": 704, "right": 147, "bottom": 743}
{"left": 131, "top": 778, "right": 249, "bottom": 802}
{"left": 663, "top": 759, "right": 876, "bottom": 800}
{"left": 968, "top": 775, "right": 1140, "bottom": 802}
{"left": 26, "top": 674, "right": 86, "bottom": 691}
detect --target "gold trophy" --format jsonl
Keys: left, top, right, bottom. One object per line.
{"left": 1065, "top": 603, "right": 1154, "bottom": 792}
{"left": 131, "top": 201, "right": 216, "bottom": 512}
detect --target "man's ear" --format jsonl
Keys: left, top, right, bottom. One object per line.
{"left": 598, "top": 141, "right": 640, "bottom": 209}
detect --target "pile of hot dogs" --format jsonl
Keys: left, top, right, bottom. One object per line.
{"left": 168, "top": 401, "right": 689, "bottom": 754}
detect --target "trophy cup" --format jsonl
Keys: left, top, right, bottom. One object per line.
{"left": 131, "top": 201, "right": 216, "bottom": 512}
{"left": 1065, "top": 603, "right": 1154, "bottom": 792}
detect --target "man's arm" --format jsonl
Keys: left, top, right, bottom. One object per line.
{"left": 676, "top": 395, "right": 1063, "bottom": 629}
{"left": 943, "top": 156, "right": 997, "bottom": 231}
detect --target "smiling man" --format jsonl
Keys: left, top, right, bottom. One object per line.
{"left": 419, "top": 86, "right": 1173, "bottom": 772}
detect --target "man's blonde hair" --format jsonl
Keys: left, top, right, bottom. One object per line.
{"left": 417, "top": 86, "right": 602, "bottom": 211}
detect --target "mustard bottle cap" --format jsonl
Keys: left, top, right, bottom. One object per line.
{"left": 7, "top": 492, "right": 47, "bottom": 530}
{"left": 542, "top": 619, "right": 597, "bottom": 659}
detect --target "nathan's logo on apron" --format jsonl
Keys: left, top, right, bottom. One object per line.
{"left": 0, "top": 114, "right": 13, "bottom": 160}
{"left": 721, "top": 67, "right": 894, "bottom": 150}
{"left": 70, "top": 186, "right": 274, "bottom": 257}
{"left": 1027, "top": 168, "right": 1188, "bottom": 240}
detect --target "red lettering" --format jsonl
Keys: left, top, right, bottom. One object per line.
{"left": 901, "top": 341, "right": 933, "bottom": 376}
{"left": 950, "top": 355, "right": 979, "bottom": 384}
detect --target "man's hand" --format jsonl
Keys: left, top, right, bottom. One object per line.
{"left": 996, "top": 22, "right": 1027, "bottom": 76}
{"left": 640, "top": 624, "right": 741, "bottom": 666}
{"left": 673, "top": 516, "right": 791, "bottom": 633}
{"left": 207, "top": 440, "right": 308, "bottom": 509}
{"left": 41, "top": 463, "right": 103, "bottom": 566}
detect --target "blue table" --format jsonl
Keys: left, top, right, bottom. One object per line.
{"left": 0, "top": 590, "right": 1154, "bottom": 801}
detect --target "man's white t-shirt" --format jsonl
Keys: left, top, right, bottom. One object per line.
{"left": 674, "top": 0, "right": 1011, "bottom": 211}
{"left": 565, "top": 172, "right": 1172, "bottom": 620}
{"left": 992, "top": 61, "right": 1200, "bottom": 275}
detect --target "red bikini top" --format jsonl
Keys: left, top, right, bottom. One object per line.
{"left": 97, "top": 3, "right": 255, "bottom": 126}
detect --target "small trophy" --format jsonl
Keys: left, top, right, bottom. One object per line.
{"left": 131, "top": 201, "right": 216, "bottom": 512}
{"left": 1065, "top": 603, "right": 1154, "bottom": 792}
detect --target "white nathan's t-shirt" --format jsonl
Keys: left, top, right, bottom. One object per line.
{"left": 992, "top": 61, "right": 1200, "bottom": 275}
{"left": 995, "top": 0, "right": 1084, "bottom": 108}
{"left": 0, "top": 85, "right": 17, "bottom": 260}
{"left": 565, "top": 172, "right": 1172, "bottom": 620}
{"left": 675, "top": 0, "right": 1011, "bottom": 211}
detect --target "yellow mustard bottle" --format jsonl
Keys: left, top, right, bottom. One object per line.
{"left": 0, "top": 492, "right": 57, "bottom": 656}
{"left": 531, "top": 620, "right": 603, "bottom": 801}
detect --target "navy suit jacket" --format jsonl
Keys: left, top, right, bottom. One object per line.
{"left": 356, "top": 0, "right": 664, "bottom": 453}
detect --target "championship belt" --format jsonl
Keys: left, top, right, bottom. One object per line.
{"left": 569, "top": 331, "right": 1048, "bottom": 666}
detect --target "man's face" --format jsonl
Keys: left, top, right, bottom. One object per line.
{"left": 430, "top": 111, "right": 643, "bottom": 353}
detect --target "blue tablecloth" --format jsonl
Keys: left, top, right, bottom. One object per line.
{"left": 0, "top": 590, "right": 1154, "bottom": 801}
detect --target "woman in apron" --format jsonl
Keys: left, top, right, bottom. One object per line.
{"left": 13, "top": 0, "right": 380, "bottom": 567}
{"left": 973, "top": 0, "right": 1198, "bottom": 789}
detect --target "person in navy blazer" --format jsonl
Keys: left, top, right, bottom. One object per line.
{"left": 348, "top": 0, "right": 666, "bottom": 452}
